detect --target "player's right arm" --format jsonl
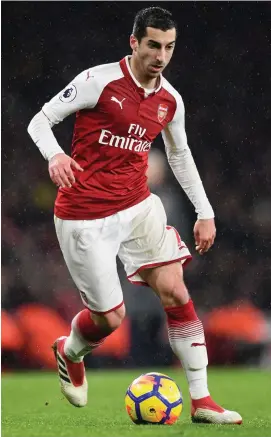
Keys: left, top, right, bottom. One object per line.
{"left": 27, "top": 69, "right": 98, "bottom": 188}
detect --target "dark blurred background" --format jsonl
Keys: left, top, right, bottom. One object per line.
{"left": 2, "top": 1, "right": 271, "bottom": 370}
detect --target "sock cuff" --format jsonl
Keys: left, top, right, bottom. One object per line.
{"left": 164, "top": 299, "right": 198, "bottom": 323}
{"left": 76, "top": 309, "right": 108, "bottom": 342}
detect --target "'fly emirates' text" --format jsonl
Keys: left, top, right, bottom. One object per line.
{"left": 98, "top": 124, "right": 152, "bottom": 152}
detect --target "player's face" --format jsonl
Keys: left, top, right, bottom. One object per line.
{"left": 131, "top": 27, "right": 176, "bottom": 79}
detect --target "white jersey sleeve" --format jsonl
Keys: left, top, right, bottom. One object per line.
{"left": 42, "top": 69, "right": 101, "bottom": 125}
{"left": 161, "top": 86, "right": 214, "bottom": 220}
{"left": 27, "top": 63, "right": 124, "bottom": 160}
{"left": 27, "top": 69, "right": 101, "bottom": 160}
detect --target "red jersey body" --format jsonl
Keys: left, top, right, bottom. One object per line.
{"left": 42, "top": 57, "right": 180, "bottom": 219}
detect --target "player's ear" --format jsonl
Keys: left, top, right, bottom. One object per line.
{"left": 130, "top": 34, "right": 139, "bottom": 52}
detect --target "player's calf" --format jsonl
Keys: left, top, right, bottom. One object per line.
{"left": 64, "top": 305, "right": 126, "bottom": 361}
{"left": 91, "top": 304, "right": 126, "bottom": 332}
{"left": 52, "top": 305, "right": 125, "bottom": 407}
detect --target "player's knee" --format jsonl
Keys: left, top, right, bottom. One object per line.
{"left": 92, "top": 304, "right": 126, "bottom": 333}
{"left": 160, "top": 281, "right": 189, "bottom": 307}
{"left": 156, "top": 265, "right": 189, "bottom": 307}
{"left": 108, "top": 304, "right": 126, "bottom": 330}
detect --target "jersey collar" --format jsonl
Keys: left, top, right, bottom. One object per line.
{"left": 120, "top": 56, "right": 163, "bottom": 96}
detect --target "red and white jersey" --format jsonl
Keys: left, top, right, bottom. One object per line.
{"left": 42, "top": 56, "right": 189, "bottom": 220}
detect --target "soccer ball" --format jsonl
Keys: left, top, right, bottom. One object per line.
{"left": 125, "top": 372, "right": 183, "bottom": 425}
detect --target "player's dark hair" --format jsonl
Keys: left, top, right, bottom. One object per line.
{"left": 132, "top": 7, "right": 177, "bottom": 42}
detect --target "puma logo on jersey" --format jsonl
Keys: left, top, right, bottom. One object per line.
{"left": 191, "top": 342, "right": 206, "bottom": 347}
{"left": 86, "top": 71, "right": 94, "bottom": 81}
{"left": 111, "top": 96, "right": 126, "bottom": 109}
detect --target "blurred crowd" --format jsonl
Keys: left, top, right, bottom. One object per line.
{"left": 2, "top": 2, "right": 271, "bottom": 368}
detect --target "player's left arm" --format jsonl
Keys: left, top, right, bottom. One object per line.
{"left": 161, "top": 96, "right": 216, "bottom": 255}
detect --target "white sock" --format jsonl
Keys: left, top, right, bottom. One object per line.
{"left": 64, "top": 314, "right": 93, "bottom": 362}
{"left": 165, "top": 301, "right": 210, "bottom": 400}
{"left": 186, "top": 368, "right": 209, "bottom": 400}
{"left": 170, "top": 337, "right": 210, "bottom": 399}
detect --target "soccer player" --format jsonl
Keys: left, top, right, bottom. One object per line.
{"left": 27, "top": 7, "right": 242, "bottom": 424}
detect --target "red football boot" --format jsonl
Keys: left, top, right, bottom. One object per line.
{"left": 191, "top": 396, "right": 242, "bottom": 424}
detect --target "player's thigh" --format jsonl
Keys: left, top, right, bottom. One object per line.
{"left": 140, "top": 262, "right": 190, "bottom": 306}
{"left": 54, "top": 216, "right": 123, "bottom": 312}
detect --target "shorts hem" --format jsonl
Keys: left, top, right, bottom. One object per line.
{"left": 86, "top": 300, "right": 124, "bottom": 315}
{"left": 127, "top": 255, "right": 192, "bottom": 287}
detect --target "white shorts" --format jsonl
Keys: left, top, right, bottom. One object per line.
{"left": 54, "top": 194, "right": 192, "bottom": 313}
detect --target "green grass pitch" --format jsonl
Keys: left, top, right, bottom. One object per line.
{"left": 2, "top": 368, "right": 271, "bottom": 437}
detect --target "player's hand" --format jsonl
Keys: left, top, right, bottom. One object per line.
{"left": 193, "top": 218, "right": 216, "bottom": 255}
{"left": 48, "top": 153, "right": 84, "bottom": 188}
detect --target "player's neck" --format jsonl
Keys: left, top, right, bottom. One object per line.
{"left": 129, "top": 57, "right": 158, "bottom": 90}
